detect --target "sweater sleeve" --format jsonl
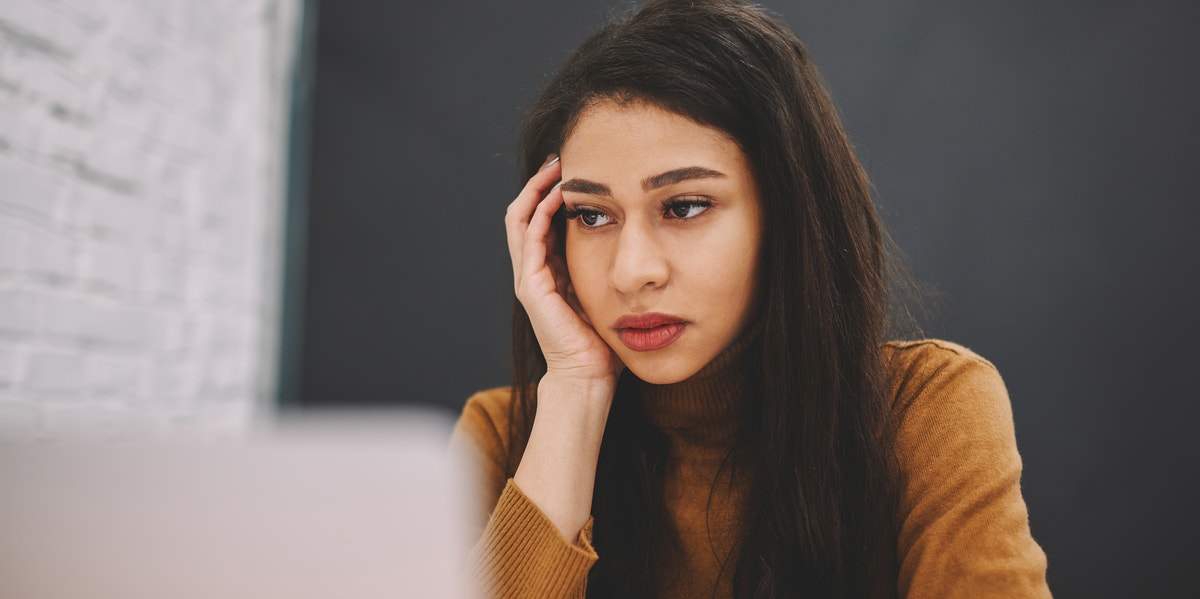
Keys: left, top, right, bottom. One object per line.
{"left": 889, "top": 341, "right": 1051, "bottom": 599}
{"left": 451, "top": 389, "right": 598, "bottom": 598}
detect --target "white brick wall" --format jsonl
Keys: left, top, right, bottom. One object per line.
{"left": 0, "top": 0, "right": 302, "bottom": 438}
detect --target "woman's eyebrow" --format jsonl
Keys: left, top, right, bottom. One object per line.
{"left": 560, "top": 166, "right": 727, "bottom": 196}
{"left": 643, "top": 166, "right": 726, "bottom": 191}
{"left": 560, "top": 178, "right": 612, "bottom": 196}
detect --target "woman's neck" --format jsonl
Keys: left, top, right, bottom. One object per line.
{"left": 636, "top": 322, "right": 760, "bottom": 449}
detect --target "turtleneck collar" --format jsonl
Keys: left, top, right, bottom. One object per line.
{"left": 636, "top": 321, "right": 761, "bottom": 448}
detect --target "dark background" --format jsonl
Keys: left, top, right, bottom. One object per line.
{"left": 287, "top": 0, "right": 1200, "bottom": 596}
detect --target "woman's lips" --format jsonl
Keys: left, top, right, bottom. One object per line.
{"left": 613, "top": 313, "right": 687, "bottom": 352}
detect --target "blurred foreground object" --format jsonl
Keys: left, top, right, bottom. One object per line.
{"left": 0, "top": 411, "right": 477, "bottom": 599}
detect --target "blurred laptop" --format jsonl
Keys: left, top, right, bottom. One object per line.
{"left": 0, "top": 411, "right": 478, "bottom": 599}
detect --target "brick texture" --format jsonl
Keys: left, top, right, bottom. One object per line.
{"left": 0, "top": 0, "right": 302, "bottom": 438}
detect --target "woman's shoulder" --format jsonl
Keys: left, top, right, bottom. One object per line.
{"left": 881, "top": 338, "right": 1006, "bottom": 415}
{"left": 461, "top": 386, "right": 519, "bottom": 424}
{"left": 880, "top": 338, "right": 1018, "bottom": 455}
{"left": 882, "top": 338, "right": 998, "bottom": 373}
{"left": 455, "top": 386, "right": 520, "bottom": 458}
{"left": 452, "top": 386, "right": 525, "bottom": 517}
{"left": 881, "top": 341, "right": 1048, "bottom": 595}
{"left": 880, "top": 338, "right": 1017, "bottom": 465}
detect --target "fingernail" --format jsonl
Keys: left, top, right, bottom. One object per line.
{"left": 540, "top": 154, "right": 560, "bottom": 170}
{"left": 551, "top": 180, "right": 562, "bottom": 191}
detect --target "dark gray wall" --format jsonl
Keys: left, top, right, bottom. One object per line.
{"left": 295, "top": 0, "right": 1200, "bottom": 595}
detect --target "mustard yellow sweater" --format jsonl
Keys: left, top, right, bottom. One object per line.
{"left": 452, "top": 339, "right": 1051, "bottom": 598}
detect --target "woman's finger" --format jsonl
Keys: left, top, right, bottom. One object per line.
{"left": 519, "top": 180, "right": 564, "bottom": 291}
{"left": 505, "top": 156, "right": 559, "bottom": 271}
{"left": 505, "top": 157, "right": 561, "bottom": 287}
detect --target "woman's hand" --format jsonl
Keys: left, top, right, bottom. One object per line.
{"left": 505, "top": 155, "right": 623, "bottom": 385}
{"left": 505, "top": 155, "right": 620, "bottom": 541}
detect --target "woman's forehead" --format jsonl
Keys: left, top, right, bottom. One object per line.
{"left": 561, "top": 102, "right": 747, "bottom": 186}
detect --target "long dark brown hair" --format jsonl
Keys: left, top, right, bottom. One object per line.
{"left": 508, "top": 1, "right": 916, "bottom": 596}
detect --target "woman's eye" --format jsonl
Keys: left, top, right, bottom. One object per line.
{"left": 664, "top": 199, "right": 711, "bottom": 219}
{"left": 578, "top": 210, "right": 610, "bottom": 227}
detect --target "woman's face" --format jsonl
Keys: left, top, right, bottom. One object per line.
{"left": 560, "top": 101, "right": 764, "bottom": 385}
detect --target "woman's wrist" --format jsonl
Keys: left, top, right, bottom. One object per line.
{"left": 511, "top": 373, "right": 615, "bottom": 540}
{"left": 537, "top": 373, "right": 615, "bottom": 413}
{"left": 529, "top": 374, "right": 614, "bottom": 454}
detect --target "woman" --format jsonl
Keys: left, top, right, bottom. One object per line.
{"left": 453, "top": 0, "right": 1051, "bottom": 597}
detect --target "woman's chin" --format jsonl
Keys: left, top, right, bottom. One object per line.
{"left": 618, "top": 352, "right": 703, "bottom": 386}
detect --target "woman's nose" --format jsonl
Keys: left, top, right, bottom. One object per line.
{"left": 609, "top": 221, "right": 669, "bottom": 295}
